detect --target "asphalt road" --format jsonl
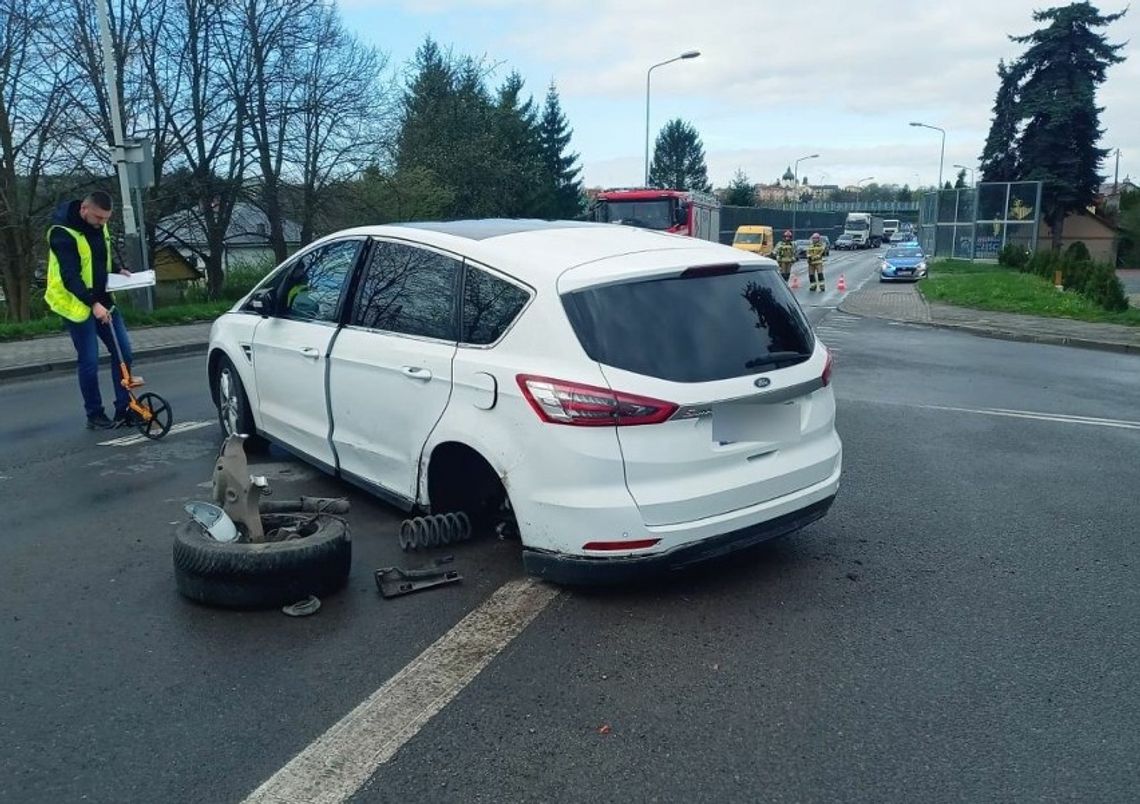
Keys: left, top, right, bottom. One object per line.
{"left": 2, "top": 249, "right": 1138, "bottom": 803}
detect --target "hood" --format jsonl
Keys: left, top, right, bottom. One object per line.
{"left": 884, "top": 254, "right": 925, "bottom": 267}
{"left": 51, "top": 200, "right": 102, "bottom": 236}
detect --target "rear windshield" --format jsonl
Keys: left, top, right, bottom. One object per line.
{"left": 562, "top": 266, "right": 814, "bottom": 383}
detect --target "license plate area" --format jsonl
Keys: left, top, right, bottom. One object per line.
{"left": 712, "top": 400, "right": 801, "bottom": 444}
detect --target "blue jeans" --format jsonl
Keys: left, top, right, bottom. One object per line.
{"left": 65, "top": 313, "right": 133, "bottom": 418}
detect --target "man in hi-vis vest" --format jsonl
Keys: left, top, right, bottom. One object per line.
{"left": 45, "top": 191, "right": 137, "bottom": 429}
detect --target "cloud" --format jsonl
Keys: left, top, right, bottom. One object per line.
{"left": 341, "top": 0, "right": 1139, "bottom": 187}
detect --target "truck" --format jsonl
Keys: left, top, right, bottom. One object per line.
{"left": 882, "top": 218, "right": 900, "bottom": 241}
{"left": 843, "top": 212, "right": 885, "bottom": 248}
{"left": 589, "top": 188, "right": 721, "bottom": 242}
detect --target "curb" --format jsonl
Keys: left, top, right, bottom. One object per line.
{"left": 0, "top": 341, "right": 208, "bottom": 384}
{"left": 838, "top": 300, "right": 1140, "bottom": 356}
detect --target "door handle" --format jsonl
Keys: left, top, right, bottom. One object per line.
{"left": 400, "top": 366, "right": 433, "bottom": 381}
{"left": 299, "top": 346, "right": 320, "bottom": 358}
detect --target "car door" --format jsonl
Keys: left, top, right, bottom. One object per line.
{"left": 328, "top": 239, "right": 460, "bottom": 506}
{"left": 251, "top": 238, "right": 363, "bottom": 469}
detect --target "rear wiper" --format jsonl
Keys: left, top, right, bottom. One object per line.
{"left": 745, "top": 351, "right": 812, "bottom": 369}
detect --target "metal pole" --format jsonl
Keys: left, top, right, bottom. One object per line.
{"left": 95, "top": 0, "right": 151, "bottom": 310}
{"left": 644, "top": 69, "right": 653, "bottom": 186}
{"left": 938, "top": 129, "right": 945, "bottom": 190}
{"left": 1114, "top": 148, "right": 1121, "bottom": 194}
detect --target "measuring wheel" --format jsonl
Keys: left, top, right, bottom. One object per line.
{"left": 136, "top": 392, "right": 174, "bottom": 440}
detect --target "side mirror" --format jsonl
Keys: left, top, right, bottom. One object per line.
{"left": 248, "top": 288, "right": 273, "bottom": 317}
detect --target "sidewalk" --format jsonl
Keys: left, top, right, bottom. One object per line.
{"left": 839, "top": 282, "right": 1140, "bottom": 355}
{"left": 0, "top": 322, "right": 213, "bottom": 382}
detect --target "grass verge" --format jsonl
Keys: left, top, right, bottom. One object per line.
{"left": 920, "top": 260, "right": 1140, "bottom": 327}
{"left": 0, "top": 300, "right": 232, "bottom": 342}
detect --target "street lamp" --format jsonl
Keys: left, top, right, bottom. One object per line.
{"left": 792, "top": 153, "right": 819, "bottom": 237}
{"left": 952, "top": 164, "right": 975, "bottom": 188}
{"left": 910, "top": 121, "right": 946, "bottom": 189}
{"left": 856, "top": 176, "right": 874, "bottom": 188}
{"left": 645, "top": 50, "right": 701, "bottom": 186}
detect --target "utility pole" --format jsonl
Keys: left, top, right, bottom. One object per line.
{"left": 1113, "top": 148, "right": 1121, "bottom": 194}
{"left": 96, "top": 0, "right": 152, "bottom": 310}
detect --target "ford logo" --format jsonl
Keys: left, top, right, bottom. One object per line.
{"left": 754, "top": 377, "right": 771, "bottom": 388}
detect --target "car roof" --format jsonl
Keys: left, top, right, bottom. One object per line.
{"left": 315, "top": 219, "right": 739, "bottom": 281}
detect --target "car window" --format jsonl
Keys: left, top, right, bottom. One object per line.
{"left": 280, "top": 239, "right": 361, "bottom": 323}
{"left": 563, "top": 266, "right": 813, "bottom": 383}
{"left": 462, "top": 265, "right": 530, "bottom": 345}
{"left": 350, "top": 240, "right": 459, "bottom": 340}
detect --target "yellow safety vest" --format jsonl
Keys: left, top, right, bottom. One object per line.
{"left": 44, "top": 224, "right": 112, "bottom": 323}
{"left": 807, "top": 243, "right": 825, "bottom": 265}
{"left": 774, "top": 241, "right": 795, "bottom": 263}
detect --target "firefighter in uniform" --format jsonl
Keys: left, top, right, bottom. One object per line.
{"left": 806, "top": 232, "right": 826, "bottom": 291}
{"left": 773, "top": 229, "right": 796, "bottom": 282}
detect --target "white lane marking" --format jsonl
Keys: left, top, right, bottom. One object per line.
{"left": 98, "top": 420, "right": 211, "bottom": 446}
{"left": 918, "top": 404, "right": 1140, "bottom": 431}
{"left": 242, "top": 578, "right": 560, "bottom": 804}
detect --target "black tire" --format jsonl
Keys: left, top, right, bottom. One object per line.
{"left": 214, "top": 355, "right": 267, "bottom": 451}
{"left": 173, "top": 514, "right": 351, "bottom": 609}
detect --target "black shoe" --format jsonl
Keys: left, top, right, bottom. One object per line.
{"left": 86, "top": 412, "right": 115, "bottom": 430}
{"left": 113, "top": 409, "right": 144, "bottom": 428}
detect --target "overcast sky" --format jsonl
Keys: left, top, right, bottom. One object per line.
{"left": 339, "top": 0, "right": 1137, "bottom": 191}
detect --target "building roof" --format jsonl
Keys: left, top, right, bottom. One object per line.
{"left": 156, "top": 202, "right": 302, "bottom": 249}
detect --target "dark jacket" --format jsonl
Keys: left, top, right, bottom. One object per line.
{"left": 48, "top": 200, "right": 113, "bottom": 308}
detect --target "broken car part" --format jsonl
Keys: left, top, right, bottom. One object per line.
{"left": 398, "top": 512, "right": 472, "bottom": 551}
{"left": 374, "top": 565, "right": 462, "bottom": 598}
{"left": 212, "top": 434, "right": 268, "bottom": 542}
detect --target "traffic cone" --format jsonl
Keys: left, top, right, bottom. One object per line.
{"left": 790, "top": 272, "right": 800, "bottom": 290}
{"left": 836, "top": 273, "right": 848, "bottom": 292}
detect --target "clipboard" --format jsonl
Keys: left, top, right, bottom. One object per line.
{"left": 107, "top": 269, "right": 156, "bottom": 292}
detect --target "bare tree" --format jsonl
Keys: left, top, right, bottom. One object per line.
{"left": 0, "top": 0, "right": 85, "bottom": 321}
{"left": 289, "top": 5, "right": 393, "bottom": 243}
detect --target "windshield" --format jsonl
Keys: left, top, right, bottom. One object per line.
{"left": 846, "top": 219, "right": 869, "bottom": 231}
{"left": 562, "top": 266, "right": 813, "bottom": 383}
{"left": 734, "top": 233, "right": 763, "bottom": 244}
{"left": 596, "top": 199, "right": 675, "bottom": 231}
{"left": 886, "top": 247, "right": 923, "bottom": 259}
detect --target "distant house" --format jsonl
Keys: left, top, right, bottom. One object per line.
{"left": 155, "top": 202, "right": 302, "bottom": 274}
{"left": 1037, "top": 212, "right": 1119, "bottom": 264}
{"left": 1096, "top": 177, "right": 1137, "bottom": 213}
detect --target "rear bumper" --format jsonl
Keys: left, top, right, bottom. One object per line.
{"left": 522, "top": 494, "right": 836, "bottom": 586}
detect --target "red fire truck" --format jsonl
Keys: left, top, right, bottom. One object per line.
{"left": 589, "top": 188, "right": 722, "bottom": 242}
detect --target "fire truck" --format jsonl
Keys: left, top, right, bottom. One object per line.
{"left": 588, "top": 188, "right": 721, "bottom": 242}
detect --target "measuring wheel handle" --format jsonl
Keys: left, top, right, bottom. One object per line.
{"left": 136, "top": 392, "right": 174, "bottom": 440}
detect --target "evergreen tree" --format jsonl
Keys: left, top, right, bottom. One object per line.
{"left": 954, "top": 169, "right": 968, "bottom": 189}
{"left": 978, "top": 59, "right": 1022, "bottom": 182}
{"left": 724, "top": 169, "right": 754, "bottom": 205}
{"left": 537, "top": 81, "right": 583, "bottom": 218}
{"left": 494, "top": 71, "right": 545, "bottom": 217}
{"left": 896, "top": 184, "right": 913, "bottom": 202}
{"left": 1012, "top": 2, "right": 1126, "bottom": 250}
{"left": 648, "top": 119, "right": 711, "bottom": 192}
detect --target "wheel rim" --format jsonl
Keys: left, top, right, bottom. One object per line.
{"left": 219, "top": 368, "right": 240, "bottom": 435}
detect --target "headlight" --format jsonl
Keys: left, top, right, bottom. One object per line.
{"left": 917, "top": 262, "right": 927, "bottom": 271}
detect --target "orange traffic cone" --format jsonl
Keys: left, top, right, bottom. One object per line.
{"left": 836, "top": 273, "right": 848, "bottom": 292}
{"left": 789, "top": 272, "right": 800, "bottom": 290}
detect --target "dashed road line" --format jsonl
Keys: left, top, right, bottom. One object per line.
{"left": 242, "top": 578, "right": 560, "bottom": 804}
{"left": 98, "top": 420, "right": 212, "bottom": 446}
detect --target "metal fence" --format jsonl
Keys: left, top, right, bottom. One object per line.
{"left": 719, "top": 205, "right": 921, "bottom": 245}
{"left": 918, "top": 181, "right": 1043, "bottom": 260}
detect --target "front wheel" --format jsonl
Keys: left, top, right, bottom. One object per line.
{"left": 214, "top": 356, "right": 266, "bottom": 451}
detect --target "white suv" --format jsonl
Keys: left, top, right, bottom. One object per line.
{"left": 207, "top": 220, "right": 841, "bottom": 583}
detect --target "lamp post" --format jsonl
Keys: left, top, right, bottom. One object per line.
{"left": 792, "top": 153, "right": 819, "bottom": 238}
{"left": 952, "top": 164, "right": 975, "bottom": 188}
{"left": 645, "top": 50, "right": 701, "bottom": 186}
{"left": 909, "top": 121, "right": 946, "bottom": 189}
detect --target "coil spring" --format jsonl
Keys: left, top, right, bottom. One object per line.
{"left": 399, "top": 512, "right": 472, "bottom": 551}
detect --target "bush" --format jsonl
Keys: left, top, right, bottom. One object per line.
{"left": 999, "top": 242, "right": 1030, "bottom": 268}
{"left": 1014, "top": 247, "right": 1128, "bottom": 312}
{"left": 1064, "top": 241, "right": 1092, "bottom": 264}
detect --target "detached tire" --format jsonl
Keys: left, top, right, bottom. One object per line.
{"left": 173, "top": 515, "right": 351, "bottom": 609}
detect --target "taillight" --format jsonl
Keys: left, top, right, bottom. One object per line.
{"left": 516, "top": 375, "right": 677, "bottom": 426}
{"left": 821, "top": 349, "right": 834, "bottom": 387}
{"left": 582, "top": 538, "right": 662, "bottom": 551}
